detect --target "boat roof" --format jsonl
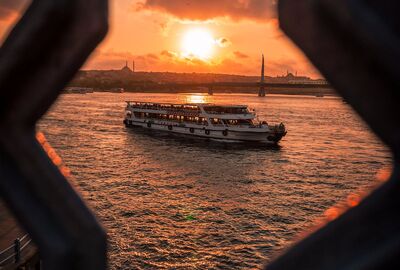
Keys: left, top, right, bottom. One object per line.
{"left": 126, "top": 101, "right": 247, "bottom": 108}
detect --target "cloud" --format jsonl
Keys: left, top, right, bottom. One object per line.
{"left": 86, "top": 48, "right": 256, "bottom": 74}
{"left": 161, "top": 50, "right": 178, "bottom": 58}
{"left": 216, "top": 37, "right": 231, "bottom": 48}
{"left": 146, "top": 53, "right": 159, "bottom": 60}
{"left": 100, "top": 50, "right": 135, "bottom": 59}
{"left": 137, "top": 0, "right": 277, "bottom": 22}
{"left": 85, "top": 48, "right": 320, "bottom": 77}
{"left": 233, "top": 51, "right": 249, "bottom": 59}
{"left": 0, "top": 0, "right": 28, "bottom": 21}
{"left": 152, "top": 18, "right": 173, "bottom": 36}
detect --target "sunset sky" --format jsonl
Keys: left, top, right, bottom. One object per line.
{"left": 0, "top": 0, "right": 320, "bottom": 78}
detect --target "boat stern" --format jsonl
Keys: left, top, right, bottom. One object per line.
{"left": 267, "top": 123, "right": 287, "bottom": 143}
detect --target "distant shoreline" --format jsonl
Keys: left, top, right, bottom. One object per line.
{"left": 70, "top": 69, "right": 330, "bottom": 97}
{"left": 115, "top": 87, "right": 336, "bottom": 97}
{"left": 66, "top": 87, "right": 338, "bottom": 97}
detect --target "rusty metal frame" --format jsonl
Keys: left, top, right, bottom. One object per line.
{"left": 266, "top": 0, "right": 400, "bottom": 269}
{"left": 2, "top": 0, "right": 400, "bottom": 269}
{"left": 0, "top": 0, "right": 108, "bottom": 269}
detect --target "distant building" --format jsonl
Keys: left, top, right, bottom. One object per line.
{"left": 272, "top": 71, "right": 328, "bottom": 84}
{"left": 120, "top": 61, "right": 133, "bottom": 75}
{"left": 278, "top": 71, "right": 309, "bottom": 81}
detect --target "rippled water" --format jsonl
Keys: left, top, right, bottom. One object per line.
{"left": 39, "top": 93, "right": 391, "bottom": 269}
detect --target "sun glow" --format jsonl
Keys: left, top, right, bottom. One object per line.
{"left": 181, "top": 28, "right": 215, "bottom": 60}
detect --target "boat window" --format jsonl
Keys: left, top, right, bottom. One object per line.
{"left": 130, "top": 106, "right": 210, "bottom": 125}
{"left": 212, "top": 118, "right": 223, "bottom": 125}
{"left": 225, "top": 119, "right": 254, "bottom": 126}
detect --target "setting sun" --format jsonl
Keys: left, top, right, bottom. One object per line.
{"left": 181, "top": 28, "right": 215, "bottom": 60}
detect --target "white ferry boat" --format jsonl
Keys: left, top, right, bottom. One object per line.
{"left": 123, "top": 101, "right": 287, "bottom": 143}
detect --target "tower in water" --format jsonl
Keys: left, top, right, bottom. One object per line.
{"left": 258, "top": 54, "right": 266, "bottom": 97}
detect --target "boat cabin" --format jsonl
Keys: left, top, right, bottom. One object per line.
{"left": 202, "top": 105, "right": 250, "bottom": 115}
{"left": 126, "top": 101, "right": 257, "bottom": 127}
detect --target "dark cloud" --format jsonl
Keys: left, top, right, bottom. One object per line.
{"left": 216, "top": 37, "right": 231, "bottom": 48}
{"left": 0, "top": 0, "right": 28, "bottom": 21}
{"left": 137, "top": 0, "right": 277, "bottom": 22}
{"left": 233, "top": 51, "right": 249, "bottom": 59}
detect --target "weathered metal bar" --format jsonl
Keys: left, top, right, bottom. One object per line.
{"left": 0, "top": 0, "right": 108, "bottom": 269}
{"left": 14, "top": 238, "right": 21, "bottom": 263}
{"left": 0, "top": 253, "right": 15, "bottom": 266}
{"left": 266, "top": 0, "right": 400, "bottom": 269}
{"left": 0, "top": 244, "right": 14, "bottom": 258}
{"left": 278, "top": 0, "right": 400, "bottom": 159}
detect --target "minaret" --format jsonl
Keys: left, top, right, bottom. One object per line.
{"left": 261, "top": 54, "right": 265, "bottom": 83}
{"left": 132, "top": 60, "right": 135, "bottom": 73}
{"left": 258, "top": 54, "right": 266, "bottom": 97}
{"left": 126, "top": 60, "right": 128, "bottom": 67}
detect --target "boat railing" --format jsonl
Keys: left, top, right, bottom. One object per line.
{"left": 204, "top": 111, "right": 254, "bottom": 116}
{"left": 225, "top": 124, "right": 261, "bottom": 129}
{"left": 146, "top": 118, "right": 209, "bottom": 126}
{"left": 211, "top": 124, "right": 226, "bottom": 127}
{"left": 129, "top": 105, "right": 200, "bottom": 115}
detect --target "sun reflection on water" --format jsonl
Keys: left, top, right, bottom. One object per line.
{"left": 184, "top": 94, "right": 211, "bottom": 104}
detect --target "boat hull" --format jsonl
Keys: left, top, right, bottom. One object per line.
{"left": 124, "top": 119, "right": 285, "bottom": 144}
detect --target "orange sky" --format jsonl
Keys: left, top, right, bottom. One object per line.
{"left": 0, "top": 0, "right": 321, "bottom": 78}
